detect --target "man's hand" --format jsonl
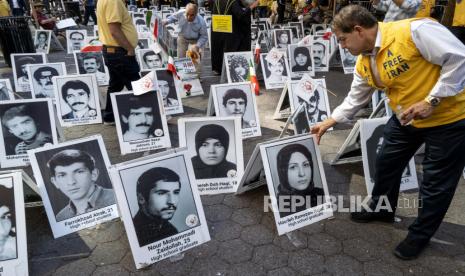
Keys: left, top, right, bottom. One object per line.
{"left": 310, "top": 117, "right": 337, "bottom": 145}
{"left": 399, "top": 100, "right": 434, "bottom": 125}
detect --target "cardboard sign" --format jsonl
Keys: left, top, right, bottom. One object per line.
{"left": 212, "top": 15, "right": 233, "bottom": 33}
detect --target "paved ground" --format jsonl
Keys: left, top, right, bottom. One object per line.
{"left": 1, "top": 41, "right": 465, "bottom": 276}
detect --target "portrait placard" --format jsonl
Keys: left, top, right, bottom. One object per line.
{"left": 288, "top": 44, "right": 314, "bottom": 79}
{"left": 28, "top": 135, "right": 119, "bottom": 238}
{"left": 311, "top": 24, "right": 327, "bottom": 35}
{"left": 0, "top": 79, "right": 14, "bottom": 101}
{"left": 260, "top": 53, "right": 290, "bottom": 90}
{"left": 27, "top": 62, "right": 67, "bottom": 99}
{"left": 0, "top": 99, "right": 58, "bottom": 168}
{"left": 339, "top": 44, "right": 357, "bottom": 74}
{"left": 211, "top": 82, "right": 262, "bottom": 139}
{"left": 178, "top": 117, "right": 244, "bottom": 194}
{"left": 154, "top": 69, "right": 183, "bottom": 115}
{"left": 288, "top": 22, "right": 304, "bottom": 39}
{"left": 34, "top": 30, "right": 52, "bottom": 54}
{"left": 111, "top": 91, "right": 171, "bottom": 155}
{"left": 66, "top": 29, "right": 87, "bottom": 54}
{"left": 224, "top": 51, "right": 254, "bottom": 83}
{"left": 260, "top": 135, "right": 333, "bottom": 235}
{"left": 11, "top": 53, "right": 46, "bottom": 93}
{"left": 109, "top": 150, "right": 210, "bottom": 269}
{"left": 53, "top": 74, "right": 102, "bottom": 127}
{"left": 175, "top": 78, "right": 204, "bottom": 98}
{"left": 0, "top": 172, "right": 28, "bottom": 276}
{"left": 73, "top": 52, "right": 110, "bottom": 86}
{"left": 272, "top": 83, "right": 292, "bottom": 119}
{"left": 273, "top": 29, "right": 292, "bottom": 50}
{"left": 136, "top": 49, "right": 163, "bottom": 72}
{"left": 312, "top": 40, "right": 329, "bottom": 72}
{"left": 360, "top": 117, "right": 418, "bottom": 194}
{"left": 288, "top": 78, "right": 331, "bottom": 134}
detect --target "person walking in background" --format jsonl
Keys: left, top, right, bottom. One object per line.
{"left": 82, "top": 0, "right": 97, "bottom": 26}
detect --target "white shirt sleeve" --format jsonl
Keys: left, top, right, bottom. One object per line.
{"left": 411, "top": 19, "right": 465, "bottom": 97}
{"left": 331, "top": 71, "right": 376, "bottom": 123}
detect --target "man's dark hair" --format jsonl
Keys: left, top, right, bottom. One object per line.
{"left": 16, "top": 56, "right": 37, "bottom": 77}
{"left": 33, "top": 66, "right": 59, "bottom": 82}
{"left": 118, "top": 93, "right": 153, "bottom": 118}
{"left": 135, "top": 19, "right": 146, "bottom": 25}
{"left": 332, "top": 5, "right": 377, "bottom": 33}
{"left": 69, "top": 31, "right": 84, "bottom": 40}
{"left": 222, "top": 89, "right": 248, "bottom": 107}
{"left": 47, "top": 149, "right": 96, "bottom": 176}
{"left": 1, "top": 104, "right": 35, "bottom": 128}
{"left": 142, "top": 51, "right": 161, "bottom": 63}
{"left": 61, "top": 80, "right": 91, "bottom": 101}
{"left": 80, "top": 53, "right": 101, "bottom": 66}
{"left": 136, "top": 167, "right": 180, "bottom": 201}
{"left": 156, "top": 71, "right": 176, "bottom": 99}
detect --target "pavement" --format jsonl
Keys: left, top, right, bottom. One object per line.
{"left": 1, "top": 42, "right": 465, "bottom": 276}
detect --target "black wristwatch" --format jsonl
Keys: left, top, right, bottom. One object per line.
{"left": 425, "top": 95, "right": 441, "bottom": 107}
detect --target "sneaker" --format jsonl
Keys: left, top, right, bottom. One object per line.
{"left": 393, "top": 237, "right": 429, "bottom": 260}
{"left": 350, "top": 209, "right": 395, "bottom": 223}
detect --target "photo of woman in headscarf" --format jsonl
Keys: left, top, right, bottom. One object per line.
{"left": 275, "top": 143, "right": 324, "bottom": 217}
{"left": 0, "top": 185, "right": 17, "bottom": 261}
{"left": 291, "top": 46, "right": 312, "bottom": 72}
{"left": 228, "top": 55, "right": 250, "bottom": 83}
{"left": 191, "top": 124, "right": 237, "bottom": 179}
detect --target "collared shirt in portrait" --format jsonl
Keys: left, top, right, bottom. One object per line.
{"left": 55, "top": 185, "right": 116, "bottom": 221}
{"left": 133, "top": 210, "right": 178, "bottom": 247}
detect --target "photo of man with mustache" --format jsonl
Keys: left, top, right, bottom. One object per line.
{"left": 33, "top": 66, "right": 59, "bottom": 98}
{"left": 76, "top": 53, "right": 108, "bottom": 85}
{"left": 1, "top": 104, "right": 52, "bottom": 155}
{"left": 133, "top": 167, "right": 180, "bottom": 246}
{"left": 61, "top": 80, "right": 97, "bottom": 120}
{"left": 118, "top": 93, "right": 163, "bottom": 142}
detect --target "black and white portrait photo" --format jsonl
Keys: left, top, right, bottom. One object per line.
{"left": 111, "top": 91, "right": 171, "bottom": 155}
{"left": 0, "top": 99, "right": 57, "bottom": 168}
{"left": 211, "top": 82, "right": 262, "bottom": 138}
{"left": 155, "top": 69, "right": 183, "bottom": 115}
{"left": 11, "top": 53, "right": 46, "bottom": 93}
{"left": 360, "top": 118, "right": 418, "bottom": 195}
{"left": 289, "top": 78, "right": 331, "bottom": 134}
{"left": 34, "top": 30, "right": 52, "bottom": 54}
{"left": 257, "top": 30, "right": 270, "bottom": 53}
{"left": 288, "top": 44, "right": 314, "bottom": 78}
{"left": 339, "top": 44, "right": 357, "bottom": 74}
{"left": 137, "top": 49, "right": 163, "bottom": 71}
{"left": 109, "top": 151, "right": 210, "bottom": 268}
{"left": 273, "top": 29, "right": 292, "bottom": 49}
{"left": 224, "top": 52, "right": 254, "bottom": 83}
{"left": 312, "top": 40, "right": 329, "bottom": 72}
{"left": 288, "top": 22, "right": 304, "bottom": 39}
{"left": 312, "top": 24, "right": 327, "bottom": 35}
{"left": 0, "top": 172, "right": 28, "bottom": 275}
{"left": 53, "top": 74, "right": 102, "bottom": 127}
{"left": 260, "top": 53, "right": 290, "bottom": 90}
{"left": 28, "top": 136, "right": 119, "bottom": 238}
{"left": 251, "top": 27, "right": 259, "bottom": 49}
{"left": 74, "top": 52, "right": 109, "bottom": 86}
{"left": 0, "top": 79, "right": 14, "bottom": 101}
{"left": 178, "top": 117, "right": 244, "bottom": 194}
{"left": 27, "top": 63, "right": 66, "bottom": 99}
{"left": 260, "top": 135, "right": 333, "bottom": 235}
{"left": 136, "top": 38, "right": 150, "bottom": 50}
{"left": 66, "top": 30, "right": 87, "bottom": 54}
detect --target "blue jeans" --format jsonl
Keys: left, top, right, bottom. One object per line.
{"left": 102, "top": 47, "right": 140, "bottom": 118}
{"left": 372, "top": 115, "right": 465, "bottom": 242}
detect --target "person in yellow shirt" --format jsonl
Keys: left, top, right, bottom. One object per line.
{"left": 449, "top": 0, "right": 465, "bottom": 43}
{"left": 97, "top": 0, "right": 140, "bottom": 124}
{"left": 414, "top": 0, "right": 434, "bottom": 17}
{"left": 0, "top": 0, "right": 11, "bottom": 17}
{"left": 312, "top": 5, "right": 465, "bottom": 260}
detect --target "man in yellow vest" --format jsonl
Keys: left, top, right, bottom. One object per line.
{"left": 449, "top": 0, "right": 465, "bottom": 43}
{"left": 312, "top": 5, "right": 465, "bottom": 260}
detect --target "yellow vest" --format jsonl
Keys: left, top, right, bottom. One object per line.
{"left": 415, "top": 0, "right": 435, "bottom": 17}
{"left": 355, "top": 19, "right": 465, "bottom": 128}
{"left": 453, "top": 0, "right": 465, "bottom": 26}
